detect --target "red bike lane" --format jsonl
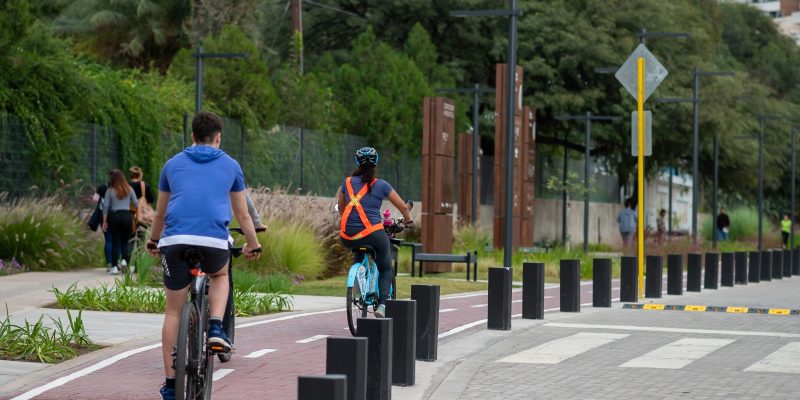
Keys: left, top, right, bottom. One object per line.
{"left": 9, "top": 281, "right": 623, "bottom": 400}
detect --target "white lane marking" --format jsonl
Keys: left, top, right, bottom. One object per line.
{"left": 545, "top": 296, "right": 555, "bottom": 299}
{"left": 438, "top": 320, "right": 487, "bottom": 339}
{"left": 512, "top": 300, "right": 522, "bottom": 303}
{"left": 470, "top": 304, "right": 488, "bottom": 308}
{"left": 10, "top": 343, "right": 162, "bottom": 400}
{"left": 244, "top": 349, "right": 277, "bottom": 358}
{"left": 745, "top": 342, "right": 800, "bottom": 373}
{"left": 498, "top": 333, "right": 629, "bottom": 364}
{"left": 296, "top": 334, "right": 329, "bottom": 344}
{"left": 238, "top": 308, "right": 342, "bottom": 329}
{"left": 442, "top": 289, "right": 523, "bottom": 300}
{"left": 440, "top": 308, "right": 457, "bottom": 313}
{"left": 213, "top": 368, "right": 235, "bottom": 382}
{"left": 621, "top": 338, "right": 734, "bottom": 369}
{"left": 544, "top": 323, "right": 800, "bottom": 338}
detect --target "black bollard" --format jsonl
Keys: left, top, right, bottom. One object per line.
{"left": 720, "top": 252, "right": 734, "bottom": 287}
{"left": 592, "top": 259, "right": 612, "bottom": 307}
{"left": 560, "top": 260, "right": 580, "bottom": 312}
{"left": 488, "top": 267, "right": 513, "bottom": 329}
{"left": 410, "top": 285, "right": 439, "bottom": 362}
{"left": 704, "top": 253, "right": 719, "bottom": 289}
{"left": 645, "top": 255, "right": 663, "bottom": 298}
{"left": 794, "top": 248, "right": 800, "bottom": 275}
{"left": 667, "top": 254, "right": 683, "bottom": 295}
{"left": 687, "top": 253, "right": 702, "bottom": 292}
{"left": 523, "top": 262, "right": 545, "bottom": 318}
{"left": 735, "top": 251, "right": 748, "bottom": 285}
{"left": 749, "top": 251, "right": 761, "bottom": 283}
{"left": 620, "top": 256, "right": 638, "bottom": 302}
{"left": 385, "top": 300, "right": 416, "bottom": 387}
{"left": 783, "top": 249, "right": 792, "bottom": 278}
{"left": 772, "top": 250, "right": 783, "bottom": 280}
{"left": 356, "top": 318, "right": 392, "bottom": 400}
{"left": 326, "top": 337, "right": 367, "bottom": 400}
{"left": 761, "top": 251, "right": 772, "bottom": 281}
{"left": 298, "top": 375, "right": 347, "bottom": 400}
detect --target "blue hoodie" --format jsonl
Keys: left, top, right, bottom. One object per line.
{"left": 158, "top": 145, "right": 245, "bottom": 249}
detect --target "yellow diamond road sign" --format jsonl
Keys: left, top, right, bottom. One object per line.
{"left": 615, "top": 44, "right": 668, "bottom": 102}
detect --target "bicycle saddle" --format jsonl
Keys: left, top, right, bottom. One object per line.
{"left": 181, "top": 247, "right": 205, "bottom": 266}
{"left": 353, "top": 245, "right": 377, "bottom": 259}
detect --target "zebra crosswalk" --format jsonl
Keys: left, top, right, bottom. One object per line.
{"left": 496, "top": 332, "right": 800, "bottom": 374}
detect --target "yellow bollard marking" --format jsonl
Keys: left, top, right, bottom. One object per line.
{"left": 643, "top": 304, "right": 665, "bottom": 310}
{"left": 637, "top": 57, "right": 645, "bottom": 299}
{"left": 684, "top": 305, "right": 707, "bottom": 312}
{"left": 726, "top": 307, "right": 749, "bottom": 314}
{"left": 768, "top": 309, "right": 790, "bottom": 315}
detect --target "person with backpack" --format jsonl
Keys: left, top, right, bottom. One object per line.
{"left": 617, "top": 199, "right": 637, "bottom": 248}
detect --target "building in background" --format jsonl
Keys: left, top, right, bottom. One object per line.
{"left": 726, "top": 0, "right": 800, "bottom": 44}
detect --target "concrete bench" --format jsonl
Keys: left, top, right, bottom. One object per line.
{"left": 412, "top": 250, "right": 478, "bottom": 281}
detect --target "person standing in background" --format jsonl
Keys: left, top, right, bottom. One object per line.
{"left": 617, "top": 199, "right": 637, "bottom": 249}
{"left": 656, "top": 208, "right": 666, "bottom": 245}
{"left": 129, "top": 166, "right": 155, "bottom": 227}
{"left": 781, "top": 213, "right": 792, "bottom": 249}
{"left": 716, "top": 207, "right": 730, "bottom": 241}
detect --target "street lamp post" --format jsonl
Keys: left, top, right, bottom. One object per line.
{"left": 555, "top": 112, "right": 621, "bottom": 253}
{"left": 192, "top": 48, "right": 248, "bottom": 113}
{"left": 451, "top": 1, "right": 522, "bottom": 269}
{"left": 436, "top": 85, "right": 496, "bottom": 225}
{"left": 792, "top": 127, "right": 797, "bottom": 249}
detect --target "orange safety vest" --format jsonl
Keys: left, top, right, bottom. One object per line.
{"left": 340, "top": 177, "right": 384, "bottom": 240}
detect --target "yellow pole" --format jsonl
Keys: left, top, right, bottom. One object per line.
{"left": 637, "top": 57, "right": 645, "bottom": 298}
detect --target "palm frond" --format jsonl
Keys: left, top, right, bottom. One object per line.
{"left": 89, "top": 10, "right": 129, "bottom": 29}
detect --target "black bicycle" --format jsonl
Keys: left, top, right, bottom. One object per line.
{"left": 172, "top": 236, "right": 261, "bottom": 399}
{"left": 218, "top": 227, "right": 266, "bottom": 363}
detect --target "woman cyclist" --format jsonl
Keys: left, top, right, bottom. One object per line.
{"left": 337, "top": 147, "right": 413, "bottom": 318}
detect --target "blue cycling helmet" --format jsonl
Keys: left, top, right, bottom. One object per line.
{"left": 354, "top": 147, "right": 379, "bottom": 166}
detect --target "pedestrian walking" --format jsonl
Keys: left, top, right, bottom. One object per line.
{"left": 102, "top": 169, "right": 139, "bottom": 274}
{"left": 129, "top": 166, "right": 155, "bottom": 227}
{"left": 717, "top": 207, "right": 730, "bottom": 241}
{"left": 617, "top": 199, "right": 637, "bottom": 248}
{"left": 94, "top": 171, "right": 120, "bottom": 271}
{"left": 781, "top": 213, "right": 792, "bottom": 249}
{"left": 656, "top": 208, "right": 666, "bottom": 244}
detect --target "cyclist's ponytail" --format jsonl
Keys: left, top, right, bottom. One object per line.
{"left": 352, "top": 164, "right": 376, "bottom": 192}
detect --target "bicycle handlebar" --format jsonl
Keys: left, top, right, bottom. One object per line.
{"left": 229, "top": 227, "right": 267, "bottom": 235}
{"left": 230, "top": 246, "right": 262, "bottom": 258}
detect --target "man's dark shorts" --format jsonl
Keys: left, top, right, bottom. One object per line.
{"left": 160, "top": 244, "right": 229, "bottom": 290}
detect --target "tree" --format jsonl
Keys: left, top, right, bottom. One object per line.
{"left": 53, "top": 0, "right": 190, "bottom": 70}
{"left": 170, "top": 25, "right": 280, "bottom": 130}
{"left": 319, "top": 27, "right": 432, "bottom": 153}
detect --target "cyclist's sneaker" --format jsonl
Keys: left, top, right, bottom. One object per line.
{"left": 374, "top": 304, "right": 386, "bottom": 318}
{"left": 208, "top": 323, "right": 232, "bottom": 353}
{"left": 159, "top": 385, "right": 175, "bottom": 400}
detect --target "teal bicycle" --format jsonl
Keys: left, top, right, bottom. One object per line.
{"left": 345, "top": 203, "right": 411, "bottom": 336}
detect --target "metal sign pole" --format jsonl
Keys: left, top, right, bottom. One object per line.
{"left": 472, "top": 84, "right": 480, "bottom": 224}
{"left": 637, "top": 57, "right": 645, "bottom": 298}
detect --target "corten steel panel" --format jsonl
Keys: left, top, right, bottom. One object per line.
{"left": 421, "top": 213, "right": 454, "bottom": 273}
{"left": 494, "top": 64, "right": 524, "bottom": 119}
{"left": 522, "top": 180, "right": 535, "bottom": 220}
{"left": 431, "top": 155, "right": 455, "bottom": 214}
{"left": 520, "top": 217, "right": 534, "bottom": 247}
{"left": 438, "top": 99, "right": 456, "bottom": 157}
{"left": 495, "top": 116, "right": 522, "bottom": 169}
{"left": 457, "top": 134, "right": 478, "bottom": 222}
{"left": 493, "top": 216, "right": 521, "bottom": 250}
{"left": 423, "top": 97, "right": 432, "bottom": 156}
{"left": 422, "top": 154, "right": 433, "bottom": 212}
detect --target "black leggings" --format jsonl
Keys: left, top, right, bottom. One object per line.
{"left": 341, "top": 230, "right": 393, "bottom": 304}
{"left": 108, "top": 210, "right": 133, "bottom": 268}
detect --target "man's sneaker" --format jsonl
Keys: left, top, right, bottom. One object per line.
{"left": 109, "top": 266, "right": 120, "bottom": 275}
{"left": 207, "top": 323, "right": 232, "bottom": 353}
{"left": 374, "top": 304, "right": 386, "bottom": 318}
{"left": 159, "top": 385, "right": 175, "bottom": 400}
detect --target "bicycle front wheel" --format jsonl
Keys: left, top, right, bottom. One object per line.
{"left": 346, "top": 287, "right": 367, "bottom": 336}
{"left": 175, "top": 302, "right": 198, "bottom": 400}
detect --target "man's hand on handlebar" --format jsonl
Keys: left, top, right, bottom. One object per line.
{"left": 146, "top": 238, "right": 160, "bottom": 256}
{"left": 243, "top": 244, "right": 262, "bottom": 260}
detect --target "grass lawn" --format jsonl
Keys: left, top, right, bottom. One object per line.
{"left": 289, "top": 275, "right": 488, "bottom": 298}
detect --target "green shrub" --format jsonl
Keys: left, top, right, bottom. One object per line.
{"left": 0, "top": 308, "right": 97, "bottom": 363}
{"left": 0, "top": 196, "right": 98, "bottom": 271}
{"left": 453, "top": 224, "right": 491, "bottom": 254}
{"left": 233, "top": 269, "right": 293, "bottom": 294}
{"left": 243, "top": 219, "right": 325, "bottom": 280}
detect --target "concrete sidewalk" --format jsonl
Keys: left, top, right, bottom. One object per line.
{"left": 400, "top": 278, "right": 800, "bottom": 400}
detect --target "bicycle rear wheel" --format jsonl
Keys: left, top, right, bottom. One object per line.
{"left": 175, "top": 302, "right": 198, "bottom": 400}
{"left": 346, "top": 287, "right": 367, "bottom": 336}
{"left": 201, "top": 348, "right": 214, "bottom": 400}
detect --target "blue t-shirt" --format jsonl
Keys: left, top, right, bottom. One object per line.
{"left": 158, "top": 145, "right": 245, "bottom": 249}
{"left": 342, "top": 176, "right": 393, "bottom": 234}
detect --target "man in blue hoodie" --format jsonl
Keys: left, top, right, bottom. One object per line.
{"left": 147, "top": 111, "right": 261, "bottom": 400}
